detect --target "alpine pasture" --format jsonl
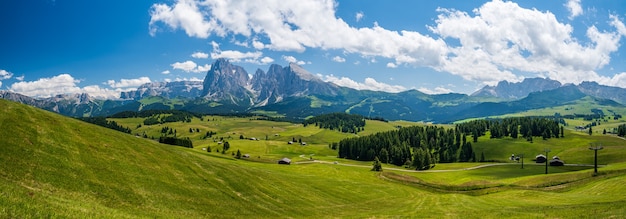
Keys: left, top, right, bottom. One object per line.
{"left": 2, "top": 99, "right": 626, "bottom": 218}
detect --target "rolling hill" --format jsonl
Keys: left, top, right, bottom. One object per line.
{"left": 2, "top": 99, "right": 626, "bottom": 218}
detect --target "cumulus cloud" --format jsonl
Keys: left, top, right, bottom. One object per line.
{"left": 149, "top": 0, "right": 447, "bottom": 66}
{"left": 417, "top": 86, "right": 453, "bottom": 95}
{"left": 174, "top": 77, "right": 203, "bottom": 82}
{"left": 171, "top": 60, "right": 211, "bottom": 73}
{"left": 282, "top": 55, "right": 307, "bottom": 65}
{"left": 430, "top": 0, "right": 625, "bottom": 85}
{"left": 107, "top": 77, "right": 151, "bottom": 88}
{"left": 162, "top": 70, "right": 171, "bottom": 74}
{"left": 197, "top": 64, "right": 211, "bottom": 72}
{"left": 386, "top": 62, "right": 397, "bottom": 68}
{"left": 15, "top": 75, "right": 24, "bottom": 81}
{"left": 322, "top": 74, "right": 406, "bottom": 93}
{"left": 191, "top": 52, "right": 209, "bottom": 59}
{"left": 565, "top": 0, "right": 583, "bottom": 20}
{"left": 210, "top": 41, "right": 273, "bottom": 64}
{"left": 8, "top": 74, "right": 119, "bottom": 99}
{"left": 332, "top": 56, "right": 346, "bottom": 63}
{"left": 0, "top": 70, "right": 13, "bottom": 80}
{"left": 260, "top": 56, "right": 275, "bottom": 64}
{"left": 149, "top": 0, "right": 626, "bottom": 88}
{"left": 171, "top": 60, "right": 198, "bottom": 72}
{"left": 356, "top": 11, "right": 364, "bottom": 22}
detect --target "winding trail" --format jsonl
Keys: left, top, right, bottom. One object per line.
{"left": 295, "top": 155, "right": 603, "bottom": 173}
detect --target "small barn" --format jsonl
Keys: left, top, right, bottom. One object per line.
{"left": 243, "top": 154, "right": 250, "bottom": 158}
{"left": 278, "top": 158, "right": 291, "bottom": 165}
{"left": 549, "top": 156, "right": 565, "bottom": 166}
{"left": 535, "top": 154, "right": 547, "bottom": 163}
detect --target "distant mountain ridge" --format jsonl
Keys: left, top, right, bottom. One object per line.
{"left": 471, "top": 78, "right": 562, "bottom": 99}
{"left": 2, "top": 59, "right": 626, "bottom": 122}
{"left": 472, "top": 77, "right": 626, "bottom": 104}
{"left": 121, "top": 81, "right": 203, "bottom": 100}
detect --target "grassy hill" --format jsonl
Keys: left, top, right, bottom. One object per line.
{"left": 2, "top": 99, "right": 626, "bottom": 218}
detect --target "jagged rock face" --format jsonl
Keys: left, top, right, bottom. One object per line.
{"left": 251, "top": 63, "right": 339, "bottom": 106}
{"left": 472, "top": 77, "right": 562, "bottom": 99}
{"left": 202, "top": 58, "right": 253, "bottom": 105}
{"left": 578, "top": 81, "right": 626, "bottom": 104}
{"left": 120, "top": 81, "right": 203, "bottom": 100}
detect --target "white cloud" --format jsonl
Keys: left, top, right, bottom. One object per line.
{"left": 322, "top": 74, "right": 406, "bottom": 93}
{"left": 260, "top": 56, "right": 274, "bottom": 64}
{"left": 171, "top": 60, "right": 210, "bottom": 73}
{"left": 0, "top": 70, "right": 12, "bottom": 80}
{"left": 149, "top": 0, "right": 626, "bottom": 88}
{"left": 8, "top": 74, "right": 119, "bottom": 99}
{"left": 191, "top": 52, "right": 209, "bottom": 59}
{"left": 15, "top": 75, "right": 24, "bottom": 81}
{"left": 356, "top": 11, "right": 364, "bottom": 22}
{"left": 386, "top": 62, "right": 397, "bottom": 68}
{"left": 430, "top": 0, "right": 625, "bottom": 86}
{"left": 0, "top": 81, "right": 2, "bottom": 87}
{"left": 282, "top": 55, "right": 306, "bottom": 65}
{"left": 565, "top": 0, "right": 583, "bottom": 20}
{"left": 332, "top": 56, "right": 346, "bottom": 63}
{"left": 171, "top": 60, "right": 198, "bottom": 72}
{"left": 209, "top": 41, "right": 271, "bottom": 64}
{"left": 106, "top": 77, "right": 151, "bottom": 88}
{"left": 162, "top": 70, "right": 171, "bottom": 74}
{"left": 174, "top": 77, "right": 203, "bottom": 82}
{"left": 149, "top": 0, "right": 217, "bottom": 38}
{"left": 81, "top": 85, "right": 122, "bottom": 99}
{"left": 197, "top": 64, "right": 211, "bottom": 72}
{"left": 417, "top": 86, "right": 453, "bottom": 95}
{"left": 149, "top": 0, "right": 447, "bottom": 65}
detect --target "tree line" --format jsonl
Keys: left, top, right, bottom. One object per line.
{"left": 456, "top": 117, "right": 563, "bottom": 142}
{"left": 337, "top": 117, "right": 563, "bottom": 170}
{"left": 79, "top": 117, "right": 131, "bottom": 134}
{"left": 617, "top": 124, "right": 626, "bottom": 137}
{"left": 337, "top": 125, "right": 474, "bottom": 170}
{"left": 158, "top": 136, "right": 193, "bottom": 148}
{"left": 303, "top": 112, "right": 366, "bottom": 133}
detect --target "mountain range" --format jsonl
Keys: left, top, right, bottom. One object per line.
{"left": 2, "top": 58, "right": 625, "bottom": 122}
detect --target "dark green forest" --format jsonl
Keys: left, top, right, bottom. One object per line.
{"left": 337, "top": 117, "right": 562, "bottom": 170}
{"left": 303, "top": 112, "right": 366, "bottom": 133}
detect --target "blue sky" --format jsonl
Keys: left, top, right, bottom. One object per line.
{"left": 1, "top": 0, "right": 625, "bottom": 98}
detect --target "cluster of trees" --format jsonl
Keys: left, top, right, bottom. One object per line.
{"left": 158, "top": 136, "right": 193, "bottom": 148}
{"left": 303, "top": 113, "right": 366, "bottom": 133}
{"left": 80, "top": 117, "right": 131, "bottom": 134}
{"left": 160, "top": 126, "right": 177, "bottom": 136}
{"left": 337, "top": 125, "right": 475, "bottom": 170}
{"left": 111, "top": 110, "right": 202, "bottom": 119}
{"left": 202, "top": 131, "right": 217, "bottom": 139}
{"left": 456, "top": 117, "right": 563, "bottom": 142}
{"left": 143, "top": 113, "right": 194, "bottom": 125}
{"left": 617, "top": 124, "right": 626, "bottom": 137}
{"left": 338, "top": 117, "right": 565, "bottom": 170}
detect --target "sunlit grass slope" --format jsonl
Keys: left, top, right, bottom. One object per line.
{"left": 2, "top": 99, "right": 626, "bottom": 218}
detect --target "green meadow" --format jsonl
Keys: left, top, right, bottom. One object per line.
{"left": 2, "top": 99, "right": 626, "bottom": 218}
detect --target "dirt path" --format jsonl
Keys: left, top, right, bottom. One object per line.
{"left": 294, "top": 156, "right": 603, "bottom": 173}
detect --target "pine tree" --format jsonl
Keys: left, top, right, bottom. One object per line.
{"left": 371, "top": 156, "right": 382, "bottom": 172}
{"left": 236, "top": 149, "right": 242, "bottom": 159}
{"left": 589, "top": 126, "right": 593, "bottom": 136}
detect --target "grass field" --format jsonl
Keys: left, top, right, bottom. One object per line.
{"left": 2, "top": 99, "right": 626, "bottom": 218}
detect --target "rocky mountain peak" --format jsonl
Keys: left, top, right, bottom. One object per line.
{"left": 472, "top": 77, "right": 562, "bottom": 99}
{"left": 202, "top": 58, "right": 253, "bottom": 105}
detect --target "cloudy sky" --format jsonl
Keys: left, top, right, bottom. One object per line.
{"left": 1, "top": 0, "right": 625, "bottom": 98}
